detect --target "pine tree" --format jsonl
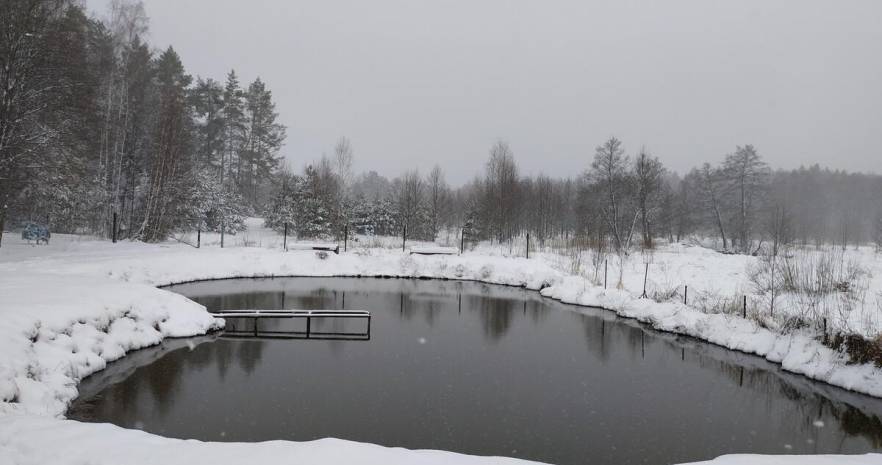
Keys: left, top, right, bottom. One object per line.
{"left": 138, "top": 46, "right": 193, "bottom": 241}
{"left": 192, "top": 77, "right": 224, "bottom": 171}
{"left": 184, "top": 168, "right": 247, "bottom": 234}
{"left": 221, "top": 70, "right": 246, "bottom": 189}
{"left": 243, "top": 77, "right": 286, "bottom": 206}
{"left": 264, "top": 169, "right": 300, "bottom": 231}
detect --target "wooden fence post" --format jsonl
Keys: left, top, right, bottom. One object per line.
{"left": 283, "top": 222, "right": 288, "bottom": 251}
{"left": 460, "top": 229, "right": 465, "bottom": 255}
{"left": 641, "top": 263, "right": 649, "bottom": 298}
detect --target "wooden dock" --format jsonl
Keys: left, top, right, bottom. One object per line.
{"left": 212, "top": 309, "right": 370, "bottom": 340}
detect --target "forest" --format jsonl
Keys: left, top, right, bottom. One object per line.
{"left": 0, "top": 0, "right": 285, "bottom": 244}
{"left": 2, "top": 0, "right": 881, "bottom": 255}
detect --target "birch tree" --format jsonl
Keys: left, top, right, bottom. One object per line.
{"left": 484, "top": 140, "right": 520, "bottom": 242}
{"left": 687, "top": 164, "right": 728, "bottom": 250}
{"left": 633, "top": 148, "right": 666, "bottom": 249}
{"left": 590, "top": 137, "right": 634, "bottom": 254}
{"left": 723, "top": 144, "right": 769, "bottom": 253}
{"left": 426, "top": 164, "right": 449, "bottom": 240}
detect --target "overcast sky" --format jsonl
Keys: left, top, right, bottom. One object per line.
{"left": 86, "top": 0, "right": 881, "bottom": 184}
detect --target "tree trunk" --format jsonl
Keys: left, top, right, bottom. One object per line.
{"left": 713, "top": 203, "right": 728, "bottom": 250}
{"left": 0, "top": 203, "right": 6, "bottom": 248}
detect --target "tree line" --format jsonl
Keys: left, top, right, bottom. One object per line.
{"left": 267, "top": 137, "right": 882, "bottom": 255}
{"left": 0, "top": 0, "right": 285, "bottom": 245}
{"left": 4, "top": 1, "right": 880, "bottom": 254}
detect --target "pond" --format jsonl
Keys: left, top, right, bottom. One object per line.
{"left": 68, "top": 278, "right": 882, "bottom": 465}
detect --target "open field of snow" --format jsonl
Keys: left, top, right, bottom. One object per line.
{"left": 1, "top": 222, "right": 881, "bottom": 464}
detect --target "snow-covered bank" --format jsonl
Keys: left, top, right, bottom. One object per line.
{"left": 0, "top": 415, "right": 535, "bottom": 465}
{"left": 688, "top": 453, "right": 880, "bottom": 464}
{"left": 1, "top": 233, "right": 881, "bottom": 464}
{"left": 539, "top": 281, "right": 882, "bottom": 396}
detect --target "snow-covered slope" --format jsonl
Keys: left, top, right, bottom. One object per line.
{"left": 0, "top": 233, "right": 880, "bottom": 464}
{"left": 0, "top": 415, "right": 536, "bottom": 465}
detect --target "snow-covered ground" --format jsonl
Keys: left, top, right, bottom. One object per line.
{"left": 0, "top": 220, "right": 881, "bottom": 464}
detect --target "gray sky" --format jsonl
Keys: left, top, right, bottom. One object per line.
{"left": 86, "top": 0, "right": 882, "bottom": 184}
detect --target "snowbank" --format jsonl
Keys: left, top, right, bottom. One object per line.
{"left": 687, "top": 453, "right": 880, "bottom": 464}
{"left": 0, "top": 415, "right": 534, "bottom": 465}
{"left": 1, "top": 233, "right": 881, "bottom": 464}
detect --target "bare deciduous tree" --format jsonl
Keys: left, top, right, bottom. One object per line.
{"left": 484, "top": 140, "right": 520, "bottom": 242}
{"left": 874, "top": 210, "right": 882, "bottom": 253}
{"left": 766, "top": 204, "right": 793, "bottom": 257}
{"left": 396, "top": 169, "right": 426, "bottom": 239}
{"left": 723, "top": 144, "right": 769, "bottom": 253}
{"left": 333, "top": 136, "right": 353, "bottom": 191}
{"left": 633, "top": 148, "right": 666, "bottom": 250}
{"left": 426, "top": 164, "right": 449, "bottom": 240}
{"left": 590, "top": 137, "right": 634, "bottom": 254}
{"left": 692, "top": 163, "right": 729, "bottom": 250}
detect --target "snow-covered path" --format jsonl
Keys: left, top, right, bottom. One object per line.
{"left": 0, "top": 231, "right": 880, "bottom": 464}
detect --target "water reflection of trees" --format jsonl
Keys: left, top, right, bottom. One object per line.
{"left": 659, "top": 333, "right": 882, "bottom": 449}
{"left": 582, "top": 316, "right": 610, "bottom": 362}
{"left": 476, "top": 296, "right": 515, "bottom": 341}
{"left": 839, "top": 408, "right": 882, "bottom": 447}
{"left": 80, "top": 279, "right": 882, "bottom": 452}
{"left": 72, "top": 338, "right": 267, "bottom": 427}
{"left": 196, "top": 292, "right": 285, "bottom": 311}
{"left": 573, "top": 305, "right": 882, "bottom": 449}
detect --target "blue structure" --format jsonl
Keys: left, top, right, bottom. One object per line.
{"left": 21, "top": 223, "right": 51, "bottom": 245}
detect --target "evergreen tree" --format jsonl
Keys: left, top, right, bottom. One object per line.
{"left": 192, "top": 77, "right": 224, "bottom": 171}
{"left": 221, "top": 70, "right": 246, "bottom": 188}
{"left": 138, "top": 46, "right": 193, "bottom": 241}
{"left": 242, "top": 77, "right": 286, "bottom": 206}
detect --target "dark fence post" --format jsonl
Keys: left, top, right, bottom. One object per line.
{"left": 344, "top": 225, "right": 348, "bottom": 252}
{"left": 742, "top": 295, "right": 747, "bottom": 318}
{"left": 402, "top": 224, "right": 407, "bottom": 252}
{"left": 283, "top": 222, "right": 288, "bottom": 251}
{"left": 684, "top": 285, "right": 688, "bottom": 305}
{"left": 641, "top": 263, "right": 649, "bottom": 298}
{"left": 112, "top": 212, "right": 117, "bottom": 243}
{"left": 197, "top": 228, "right": 201, "bottom": 249}
{"left": 460, "top": 229, "right": 465, "bottom": 255}
{"left": 220, "top": 218, "right": 225, "bottom": 249}
{"left": 526, "top": 233, "right": 530, "bottom": 259}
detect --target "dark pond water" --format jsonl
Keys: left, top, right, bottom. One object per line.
{"left": 68, "top": 278, "right": 882, "bottom": 465}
